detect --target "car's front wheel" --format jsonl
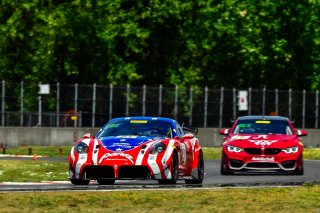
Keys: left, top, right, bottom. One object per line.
{"left": 158, "top": 151, "right": 179, "bottom": 184}
{"left": 185, "top": 150, "right": 204, "bottom": 184}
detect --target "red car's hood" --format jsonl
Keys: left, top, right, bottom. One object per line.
{"left": 226, "top": 134, "right": 299, "bottom": 148}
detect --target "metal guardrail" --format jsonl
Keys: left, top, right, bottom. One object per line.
{"left": 1, "top": 81, "right": 319, "bottom": 128}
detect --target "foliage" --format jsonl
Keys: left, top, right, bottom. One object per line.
{"left": 1, "top": 0, "right": 320, "bottom": 89}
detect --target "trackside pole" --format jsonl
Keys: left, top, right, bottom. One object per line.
{"left": 219, "top": 87, "right": 224, "bottom": 128}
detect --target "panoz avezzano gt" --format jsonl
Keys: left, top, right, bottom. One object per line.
{"left": 69, "top": 117, "right": 204, "bottom": 185}
{"left": 220, "top": 116, "right": 308, "bottom": 175}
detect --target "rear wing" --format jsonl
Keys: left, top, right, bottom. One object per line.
{"left": 183, "top": 126, "right": 198, "bottom": 135}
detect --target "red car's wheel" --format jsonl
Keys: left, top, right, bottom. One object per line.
{"left": 220, "top": 152, "right": 234, "bottom": 175}
{"left": 292, "top": 154, "right": 304, "bottom": 175}
{"left": 158, "top": 151, "right": 179, "bottom": 184}
{"left": 185, "top": 150, "right": 204, "bottom": 184}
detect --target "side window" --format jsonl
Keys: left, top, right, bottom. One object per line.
{"left": 175, "top": 122, "right": 184, "bottom": 138}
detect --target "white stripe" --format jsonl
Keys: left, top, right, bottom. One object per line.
{"left": 92, "top": 139, "right": 99, "bottom": 165}
{"left": 74, "top": 138, "right": 91, "bottom": 178}
{"left": 135, "top": 142, "right": 154, "bottom": 165}
{"left": 148, "top": 154, "right": 161, "bottom": 179}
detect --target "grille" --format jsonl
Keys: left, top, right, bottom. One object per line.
{"left": 230, "top": 160, "right": 244, "bottom": 168}
{"left": 244, "top": 148, "right": 262, "bottom": 155}
{"left": 281, "top": 161, "right": 296, "bottom": 169}
{"left": 264, "top": 148, "right": 281, "bottom": 155}
{"left": 118, "top": 166, "right": 151, "bottom": 179}
{"left": 246, "top": 162, "right": 279, "bottom": 169}
{"left": 83, "top": 166, "right": 115, "bottom": 179}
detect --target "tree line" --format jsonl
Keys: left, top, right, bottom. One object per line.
{"left": 1, "top": 0, "right": 320, "bottom": 90}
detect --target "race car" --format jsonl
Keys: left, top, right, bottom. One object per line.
{"left": 220, "top": 116, "right": 307, "bottom": 175}
{"left": 69, "top": 116, "right": 204, "bottom": 185}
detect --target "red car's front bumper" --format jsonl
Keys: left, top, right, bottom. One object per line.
{"left": 221, "top": 148, "right": 303, "bottom": 173}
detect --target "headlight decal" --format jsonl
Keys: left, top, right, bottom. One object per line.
{"left": 282, "top": 146, "right": 300, "bottom": 154}
{"left": 227, "top": 145, "right": 244, "bottom": 153}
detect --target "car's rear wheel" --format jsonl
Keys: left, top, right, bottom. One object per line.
{"left": 97, "top": 179, "right": 115, "bottom": 185}
{"left": 158, "top": 151, "right": 179, "bottom": 184}
{"left": 185, "top": 150, "right": 204, "bottom": 184}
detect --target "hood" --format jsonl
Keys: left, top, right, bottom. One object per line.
{"left": 99, "top": 135, "right": 161, "bottom": 151}
{"left": 227, "top": 134, "right": 298, "bottom": 147}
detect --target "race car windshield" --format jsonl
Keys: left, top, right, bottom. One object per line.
{"left": 233, "top": 120, "right": 293, "bottom": 135}
{"left": 98, "top": 120, "right": 173, "bottom": 138}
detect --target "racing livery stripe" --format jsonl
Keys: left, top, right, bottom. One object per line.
{"left": 148, "top": 154, "right": 161, "bottom": 179}
{"left": 161, "top": 139, "right": 175, "bottom": 179}
{"left": 135, "top": 142, "right": 154, "bottom": 165}
{"left": 74, "top": 138, "right": 91, "bottom": 178}
{"left": 92, "top": 139, "right": 99, "bottom": 165}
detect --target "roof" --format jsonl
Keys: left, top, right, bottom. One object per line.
{"left": 108, "top": 116, "right": 176, "bottom": 123}
{"left": 238, "top": 115, "right": 289, "bottom": 121}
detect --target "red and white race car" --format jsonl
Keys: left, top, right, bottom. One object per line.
{"left": 69, "top": 116, "right": 204, "bottom": 185}
{"left": 220, "top": 116, "right": 307, "bottom": 175}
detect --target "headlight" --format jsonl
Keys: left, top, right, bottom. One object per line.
{"left": 227, "top": 145, "right": 244, "bottom": 153}
{"left": 76, "top": 142, "right": 89, "bottom": 154}
{"left": 149, "top": 142, "right": 166, "bottom": 154}
{"left": 282, "top": 146, "right": 299, "bottom": 154}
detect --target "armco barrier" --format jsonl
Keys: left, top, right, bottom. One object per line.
{"left": 0, "top": 127, "right": 317, "bottom": 147}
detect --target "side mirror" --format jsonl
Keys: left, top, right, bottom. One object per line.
{"left": 219, "top": 129, "right": 230, "bottom": 135}
{"left": 82, "top": 133, "right": 93, "bottom": 139}
{"left": 296, "top": 130, "right": 308, "bottom": 137}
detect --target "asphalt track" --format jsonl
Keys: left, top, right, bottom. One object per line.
{"left": 1, "top": 159, "right": 320, "bottom": 192}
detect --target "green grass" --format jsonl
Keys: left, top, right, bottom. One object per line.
{"left": 0, "top": 186, "right": 320, "bottom": 212}
{"left": 0, "top": 160, "right": 69, "bottom": 182}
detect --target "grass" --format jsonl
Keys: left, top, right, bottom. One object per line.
{"left": 0, "top": 186, "right": 320, "bottom": 212}
{"left": 0, "top": 160, "right": 69, "bottom": 182}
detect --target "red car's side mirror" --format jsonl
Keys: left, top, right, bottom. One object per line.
{"left": 219, "top": 129, "right": 230, "bottom": 135}
{"left": 296, "top": 130, "right": 308, "bottom": 137}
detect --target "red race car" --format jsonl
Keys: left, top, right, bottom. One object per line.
{"left": 69, "top": 116, "right": 204, "bottom": 185}
{"left": 220, "top": 116, "right": 307, "bottom": 175}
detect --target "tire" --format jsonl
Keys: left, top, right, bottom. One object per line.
{"left": 185, "top": 151, "right": 204, "bottom": 184}
{"left": 220, "top": 161, "right": 234, "bottom": 175}
{"left": 70, "top": 179, "right": 90, "bottom": 185}
{"left": 292, "top": 154, "right": 304, "bottom": 175}
{"left": 97, "top": 179, "right": 115, "bottom": 185}
{"left": 158, "top": 151, "right": 179, "bottom": 184}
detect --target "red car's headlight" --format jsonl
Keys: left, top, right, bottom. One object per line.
{"left": 282, "top": 146, "right": 300, "bottom": 154}
{"left": 227, "top": 145, "right": 244, "bottom": 153}
{"left": 75, "top": 142, "right": 89, "bottom": 154}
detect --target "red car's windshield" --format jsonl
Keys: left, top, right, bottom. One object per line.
{"left": 232, "top": 119, "right": 293, "bottom": 135}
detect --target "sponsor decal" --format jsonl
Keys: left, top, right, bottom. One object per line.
{"left": 252, "top": 156, "right": 275, "bottom": 162}
{"left": 99, "top": 152, "right": 134, "bottom": 163}
{"left": 109, "top": 143, "right": 132, "bottom": 148}
{"left": 130, "top": 120, "right": 148, "bottom": 123}
{"left": 248, "top": 135, "right": 278, "bottom": 146}
{"left": 255, "top": 120, "right": 271, "bottom": 124}
{"left": 231, "top": 135, "right": 251, "bottom": 140}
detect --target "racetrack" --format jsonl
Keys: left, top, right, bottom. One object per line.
{"left": 1, "top": 160, "right": 320, "bottom": 191}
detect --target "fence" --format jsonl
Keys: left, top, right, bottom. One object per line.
{"left": 1, "top": 81, "right": 319, "bottom": 128}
